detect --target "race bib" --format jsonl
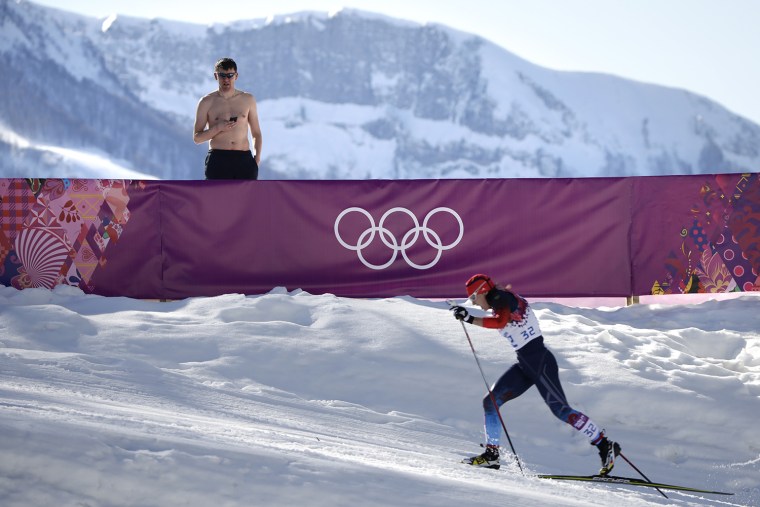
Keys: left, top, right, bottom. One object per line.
{"left": 499, "top": 306, "right": 542, "bottom": 350}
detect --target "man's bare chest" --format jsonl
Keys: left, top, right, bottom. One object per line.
{"left": 208, "top": 94, "right": 249, "bottom": 123}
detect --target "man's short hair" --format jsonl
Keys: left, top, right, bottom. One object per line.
{"left": 215, "top": 57, "right": 237, "bottom": 72}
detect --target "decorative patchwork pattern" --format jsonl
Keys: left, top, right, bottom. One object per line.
{"left": 0, "top": 179, "right": 135, "bottom": 291}
{"left": 0, "top": 229, "right": 13, "bottom": 271}
{"left": 14, "top": 228, "right": 71, "bottom": 289}
{"left": 0, "top": 180, "right": 36, "bottom": 242}
{"left": 652, "top": 174, "right": 760, "bottom": 294}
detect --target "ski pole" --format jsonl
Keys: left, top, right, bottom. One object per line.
{"left": 619, "top": 451, "right": 668, "bottom": 499}
{"left": 453, "top": 309, "right": 523, "bottom": 474}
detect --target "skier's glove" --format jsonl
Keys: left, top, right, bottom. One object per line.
{"left": 451, "top": 305, "right": 474, "bottom": 324}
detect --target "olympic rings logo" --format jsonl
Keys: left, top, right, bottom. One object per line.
{"left": 334, "top": 207, "right": 464, "bottom": 270}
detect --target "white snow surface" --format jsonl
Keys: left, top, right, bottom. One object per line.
{"left": 0, "top": 125, "right": 158, "bottom": 180}
{"left": 1, "top": 286, "right": 758, "bottom": 506}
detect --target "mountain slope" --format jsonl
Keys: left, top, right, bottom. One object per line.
{"left": 1, "top": 0, "right": 759, "bottom": 179}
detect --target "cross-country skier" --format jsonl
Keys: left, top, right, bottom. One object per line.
{"left": 451, "top": 274, "right": 621, "bottom": 474}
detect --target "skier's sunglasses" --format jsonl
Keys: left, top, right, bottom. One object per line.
{"left": 215, "top": 72, "right": 237, "bottom": 79}
{"left": 467, "top": 279, "right": 489, "bottom": 303}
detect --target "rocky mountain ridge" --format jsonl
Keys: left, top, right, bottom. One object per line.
{"left": 1, "top": 0, "right": 758, "bottom": 179}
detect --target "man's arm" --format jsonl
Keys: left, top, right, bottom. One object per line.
{"left": 193, "top": 97, "right": 212, "bottom": 144}
{"left": 193, "top": 96, "right": 232, "bottom": 144}
{"left": 248, "top": 95, "right": 263, "bottom": 164}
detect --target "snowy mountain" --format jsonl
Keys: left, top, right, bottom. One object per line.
{"left": 1, "top": 0, "right": 759, "bottom": 179}
{"left": 1, "top": 286, "right": 758, "bottom": 506}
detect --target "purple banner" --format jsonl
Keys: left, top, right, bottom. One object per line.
{"left": 631, "top": 173, "right": 760, "bottom": 295}
{"left": 0, "top": 179, "right": 156, "bottom": 296}
{"left": 1, "top": 175, "right": 757, "bottom": 299}
{"left": 88, "top": 182, "right": 163, "bottom": 298}
{"left": 157, "top": 178, "right": 632, "bottom": 298}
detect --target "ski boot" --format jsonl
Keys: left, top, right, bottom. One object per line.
{"left": 596, "top": 433, "right": 621, "bottom": 476}
{"left": 463, "top": 444, "right": 500, "bottom": 470}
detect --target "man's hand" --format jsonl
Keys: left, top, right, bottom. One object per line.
{"left": 193, "top": 119, "right": 236, "bottom": 144}
{"left": 451, "top": 305, "right": 473, "bottom": 324}
{"left": 218, "top": 120, "right": 237, "bottom": 133}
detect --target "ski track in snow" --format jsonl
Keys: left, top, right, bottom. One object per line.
{"left": 0, "top": 286, "right": 758, "bottom": 506}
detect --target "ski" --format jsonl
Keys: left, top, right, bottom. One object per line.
{"left": 537, "top": 474, "right": 733, "bottom": 496}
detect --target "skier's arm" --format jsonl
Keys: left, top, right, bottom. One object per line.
{"left": 474, "top": 290, "right": 519, "bottom": 328}
{"left": 451, "top": 307, "right": 510, "bottom": 328}
{"left": 471, "top": 313, "right": 509, "bottom": 329}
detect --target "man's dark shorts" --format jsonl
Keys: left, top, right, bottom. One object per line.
{"left": 205, "top": 149, "right": 259, "bottom": 180}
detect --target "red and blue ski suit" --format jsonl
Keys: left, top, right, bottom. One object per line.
{"left": 480, "top": 288, "right": 603, "bottom": 447}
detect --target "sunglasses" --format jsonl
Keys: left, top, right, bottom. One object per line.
{"left": 215, "top": 72, "right": 237, "bottom": 79}
{"left": 467, "top": 279, "right": 489, "bottom": 303}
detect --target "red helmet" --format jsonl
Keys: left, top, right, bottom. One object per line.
{"left": 465, "top": 274, "right": 495, "bottom": 298}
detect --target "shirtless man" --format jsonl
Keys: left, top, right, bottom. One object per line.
{"left": 193, "top": 58, "right": 263, "bottom": 179}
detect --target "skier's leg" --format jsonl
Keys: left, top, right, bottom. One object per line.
{"left": 521, "top": 341, "right": 621, "bottom": 473}
{"left": 523, "top": 344, "right": 603, "bottom": 444}
{"left": 483, "top": 363, "right": 533, "bottom": 446}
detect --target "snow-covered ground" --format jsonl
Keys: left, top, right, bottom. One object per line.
{"left": 0, "top": 125, "right": 158, "bottom": 180}
{"left": 1, "top": 286, "right": 758, "bottom": 506}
